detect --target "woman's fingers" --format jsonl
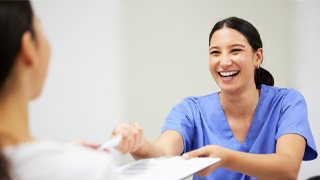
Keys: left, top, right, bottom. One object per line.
{"left": 73, "top": 141, "right": 101, "bottom": 149}
{"left": 132, "top": 123, "right": 143, "bottom": 152}
{"left": 112, "top": 123, "right": 130, "bottom": 137}
{"left": 183, "top": 146, "right": 213, "bottom": 159}
{"left": 112, "top": 122, "right": 144, "bottom": 153}
{"left": 183, "top": 145, "right": 224, "bottom": 176}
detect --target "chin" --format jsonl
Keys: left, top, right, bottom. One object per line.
{"left": 31, "top": 89, "right": 43, "bottom": 100}
{"left": 219, "top": 83, "right": 240, "bottom": 93}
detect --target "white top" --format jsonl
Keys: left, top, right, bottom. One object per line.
{"left": 3, "top": 141, "right": 120, "bottom": 180}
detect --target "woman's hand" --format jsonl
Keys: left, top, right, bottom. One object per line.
{"left": 112, "top": 122, "right": 144, "bottom": 154}
{"left": 77, "top": 141, "right": 101, "bottom": 149}
{"left": 183, "top": 145, "right": 231, "bottom": 176}
{"left": 70, "top": 141, "right": 111, "bottom": 153}
{"left": 183, "top": 134, "right": 305, "bottom": 179}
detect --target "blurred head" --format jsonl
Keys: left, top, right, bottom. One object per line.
{"left": 0, "top": 1, "right": 50, "bottom": 179}
{"left": 208, "top": 17, "right": 273, "bottom": 92}
{"left": 0, "top": 0, "right": 50, "bottom": 100}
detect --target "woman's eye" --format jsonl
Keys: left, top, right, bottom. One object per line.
{"left": 210, "top": 51, "right": 220, "bottom": 55}
{"left": 231, "top": 49, "right": 242, "bottom": 54}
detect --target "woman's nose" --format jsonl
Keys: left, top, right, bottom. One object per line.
{"left": 219, "top": 53, "right": 232, "bottom": 67}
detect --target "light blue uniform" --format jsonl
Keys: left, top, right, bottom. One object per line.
{"left": 161, "top": 85, "right": 318, "bottom": 180}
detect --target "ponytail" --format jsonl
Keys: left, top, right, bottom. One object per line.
{"left": 254, "top": 67, "right": 274, "bottom": 89}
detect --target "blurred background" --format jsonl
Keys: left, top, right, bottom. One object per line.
{"left": 31, "top": 0, "right": 319, "bottom": 179}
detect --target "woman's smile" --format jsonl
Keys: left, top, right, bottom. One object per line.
{"left": 218, "top": 70, "right": 240, "bottom": 81}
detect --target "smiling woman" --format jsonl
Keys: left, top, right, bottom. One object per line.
{"left": 112, "top": 16, "right": 318, "bottom": 180}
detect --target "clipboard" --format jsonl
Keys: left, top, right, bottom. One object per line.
{"left": 117, "top": 156, "right": 220, "bottom": 180}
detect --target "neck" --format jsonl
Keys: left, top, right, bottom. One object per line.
{"left": 219, "top": 85, "right": 260, "bottom": 118}
{"left": 0, "top": 90, "right": 32, "bottom": 147}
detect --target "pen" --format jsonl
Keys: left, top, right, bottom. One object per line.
{"left": 99, "top": 135, "right": 122, "bottom": 150}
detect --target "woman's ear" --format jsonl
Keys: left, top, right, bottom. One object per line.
{"left": 255, "top": 48, "right": 263, "bottom": 68}
{"left": 20, "top": 31, "right": 37, "bottom": 67}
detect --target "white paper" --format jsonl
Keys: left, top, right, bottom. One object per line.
{"left": 116, "top": 156, "right": 220, "bottom": 180}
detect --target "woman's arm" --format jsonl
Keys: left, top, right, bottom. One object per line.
{"left": 113, "top": 123, "right": 184, "bottom": 160}
{"left": 131, "top": 130, "right": 184, "bottom": 159}
{"left": 184, "top": 134, "right": 306, "bottom": 180}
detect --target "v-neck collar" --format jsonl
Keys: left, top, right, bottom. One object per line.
{"left": 214, "top": 86, "right": 265, "bottom": 148}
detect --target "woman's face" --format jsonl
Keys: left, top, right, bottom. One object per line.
{"left": 31, "top": 17, "right": 51, "bottom": 99}
{"left": 209, "top": 27, "right": 261, "bottom": 93}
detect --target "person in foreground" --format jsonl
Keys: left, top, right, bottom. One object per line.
{"left": 0, "top": 1, "right": 119, "bottom": 179}
{"left": 113, "top": 17, "right": 318, "bottom": 180}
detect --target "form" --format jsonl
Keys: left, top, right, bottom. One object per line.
{"left": 117, "top": 156, "right": 220, "bottom": 180}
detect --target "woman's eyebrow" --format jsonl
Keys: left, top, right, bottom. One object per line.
{"left": 229, "top": 44, "right": 245, "bottom": 48}
{"left": 209, "top": 46, "right": 220, "bottom": 51}
{"left": 209, "top": 44, "right": 245, "bottom": 51}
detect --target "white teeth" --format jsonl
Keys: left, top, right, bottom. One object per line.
{"left": 219, "top": 71, "right": 239, "bottom": 77}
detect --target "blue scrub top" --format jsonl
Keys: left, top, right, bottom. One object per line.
{"left": 161, "top": 85, "right": 318, "bottom": 180}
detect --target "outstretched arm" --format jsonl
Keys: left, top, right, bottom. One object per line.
{"left": 113, "top": 123, "right": 184, "bottom": 160}
{"left": 184, "top": 134, "right": 306, "bottom": 180}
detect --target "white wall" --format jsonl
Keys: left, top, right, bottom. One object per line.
{"left": 30, "top": 1, "right": 125, "bottom": 143}
{"left": 293, "top": 1, "right": 320, "bottom": 179}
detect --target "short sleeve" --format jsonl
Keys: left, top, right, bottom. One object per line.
{"left": 275, "top": 90, "right": 318, "bottom": 160}
{"left": 161, "top": 98, "right": 196, "bottom": 153}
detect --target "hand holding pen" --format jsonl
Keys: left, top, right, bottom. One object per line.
{"left": 99, "top": 135, "right": 122, "bottom": 151}
{"left": 78, "top": 123, "right": 144, "bottom": 153}
{"left": 111, "top": 122, "right": 144, "bottom": 154}
{"left": 74, "top": 136, "right": 122, "bottom": 152}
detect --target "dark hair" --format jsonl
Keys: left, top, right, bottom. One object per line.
{"left": 209, "top": 17, "right": 274, "bottom": 89}
{"left": 0, "top": 0, "right": 34, "bottom": 179}
{"left": 0, "top": 0, "right": 34, "bottom": 88}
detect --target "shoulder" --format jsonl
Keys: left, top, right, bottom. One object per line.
{"left": 4, "top": 141, "right": 119, "bottom": 180}
{"left": 180, "top": 92, "right": 218, "bottom": 108}
{"left": 261, "top": 85, "right": 305, "bottom": 103}
{"left": 166, "top": 92, "right": 218, "bottom": 119}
